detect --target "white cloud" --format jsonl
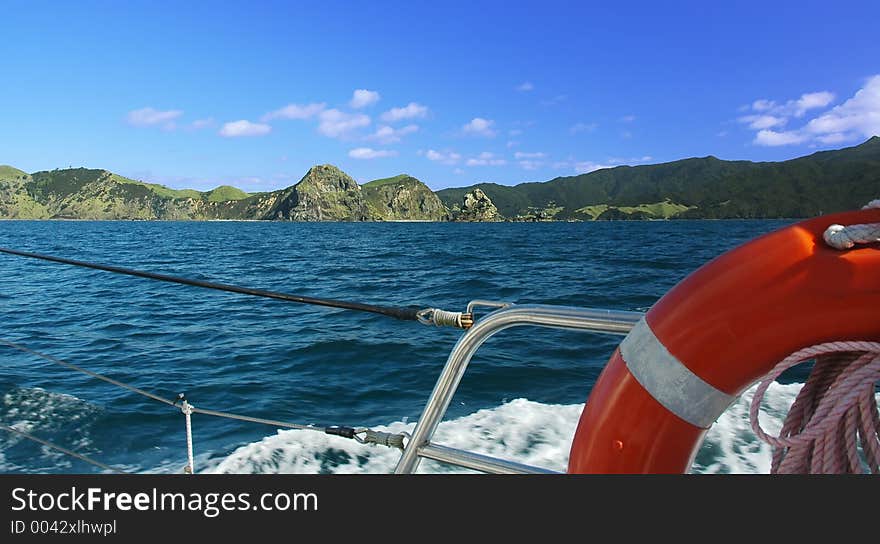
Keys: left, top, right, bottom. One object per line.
{"left": 815, "top": 132, "right": 852, "bottom": 144}
{"left": 126, "top": 107, "right": 183, "bottom": 129}
{"left": 348, "top": 147, "right": 397, "bottom": 159}
{"left": 745, "top": 76, "right": 879, "bottom": 146}
{"left": 462, "top": 117, "right": 496, "bottom": 137}
{"left": 466, "top": 151, "right": 506, "bottom": 166}
{"left": 738, "top": 114, "right": 787, "bottom": 130}
{"left": 752, "top": 99, "right": 776, "bottom": 112}
{"left": 746, "top": 91, "right": 835, "bottom": 120}
{"left": 423, "top": 149, "right": 461, "bottom": 165}
{"left": 219, "top": 120, "right": 272, "bottom": 137}
{"left": 794, "top": 91, "right": 835, "bottom": 117}
{"left": 453, "top": 168, "right": 465, "bottom": 175}
{"left": 607, "top": 155, "right": 653, "bottom": 165}
{"left": 514, "top": 151, "right": 546, "bottom": 159}
{"left": 261, "top": 102, "right": 374, "bottom": 139}
{"left": 262, "top": 102, "right": 326, "bottom": 121}
{"left": 368, "top": 124, "right": 418, "bottom": 144}
{"left": 350, "top": 89, "right": 381, "bottom": 109}
{"left": 753, "top": 129, "right": 808, "bottom": 146}
{"left": 508, "top": 129, "right": 523, "bottom": 136}
{"left": 553, "top": 155, "right": 652, "bottom": 173}
{"left": 380, "top": 102, "right": 428, "bottom": 122}
{"left": 317, "top": 109, "right": 371, "bottom": 138}
{"left": 570, "top": 122, "right": 598, "bottom": 134}
{"left": 574, "top": 161, "right": 613, "bottom": 174}
{"left": 619, "top": 115, "right": 637, "bottom": 123}
{"left": 804, "top": 77, "right": 880, "bottom": 138}
{"left": 506, "top": 141, "right": 520, "bottom": 148}
{"left": 516, "top": 81, "right": 534, "bottom": 92}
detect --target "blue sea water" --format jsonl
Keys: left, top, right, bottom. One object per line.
{"left": 0, "top": 219, "right": 803, "bottom": 474}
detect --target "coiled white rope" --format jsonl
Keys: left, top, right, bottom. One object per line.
{"left": 823, "top": 200, "right": 880, "bottom": 249}
{"left": 749, "top": 342, "right": 880, "bottom": 474}
{"left": 417, "top": 308, "right": 474, "bottom": 328}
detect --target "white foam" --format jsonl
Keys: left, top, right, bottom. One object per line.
{"left": 205, "top": 399, "right": 582, "bottom": 474}
{"left": 0, "top": 387, "right": 100, "bottom": 471}
{"left": 3, "top": 382, "right": 868, "bottom": 474}
{"left": 207, "top": 382, "right": 877, "bottom": 474}
{"left": 693, "top": 382, "right": 800, "bottom": 474}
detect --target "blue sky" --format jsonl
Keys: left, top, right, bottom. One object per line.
{"left": 2, "top": 0, "right": 879, "bottom": 191}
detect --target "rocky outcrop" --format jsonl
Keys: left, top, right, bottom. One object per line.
{"left": 451, "top": 188, "right": 502, "bottom": 222}
{"left": 260, "top": 165, "right": 370, "bottom": 221}
{"left": 362, "top": 175, "right": 449, "bottom": 221}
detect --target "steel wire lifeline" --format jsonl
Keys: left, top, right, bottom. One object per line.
{"left": 0, "top": 337, "right": 409, "bottom": 474}
{"left": 0, "top": 247, "right": 473, "bottom": 329}
{"left": 0, "top": 423, "right": 128, "bottom": 474}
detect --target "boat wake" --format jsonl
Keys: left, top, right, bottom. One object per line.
{"left": 0, "top": 387, "right": 101, "bottom": 472}
{"left": 206, "top": 382, "right": 842, "bottom": 474}
{"left": 3, "top": 382, "right": 872, "bottom": 474}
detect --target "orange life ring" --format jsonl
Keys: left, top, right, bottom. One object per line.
{"left": 567, "top": 208, "right": 880, "bottom": 473}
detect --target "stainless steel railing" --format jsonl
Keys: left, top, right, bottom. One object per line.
{"left": 394, "top": 303, "right": 643, "bottom": 474}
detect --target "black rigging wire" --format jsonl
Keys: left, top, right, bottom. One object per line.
{"left": 0, "top": 247, "right": 421, "bottom": 321}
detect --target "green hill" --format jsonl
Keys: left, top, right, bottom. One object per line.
{"left": 362, "top": 174, "right": 411, "bottom": 188}
{"left": 205, "top": 185, "right": 250, "bottom": 202}
{"left": 2, "top": 137, "right": 879, "bottom": 221}
{"left": 437, "top": 136, "right": 880, "bottom": 219}
{"left": 362, "top": 174, "right": 449, "bottom": 220}
{"left": 0, "top": 164, "right": 47, "bottom": 218}
{"left": 0, "top": 165, "right": 29, "bottom": 180}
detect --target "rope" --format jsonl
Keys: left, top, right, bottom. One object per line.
{"left": 0, "top": 424, "right": 127, "bottom": 473}
{"left": 749, "top": 341, "right": 880, "bottom": 474}
{"left": 358, "top": 429, "right": 407, "bottom": 449}
{"left": 417, "top": 308, "right": 474, "bottom": 329}
{"left": 823, "top": 200, "right": 880, "bottom": 249}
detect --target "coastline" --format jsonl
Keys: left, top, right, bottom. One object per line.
{"left": 0, "top": 217, "right": 804, "bottom": 223}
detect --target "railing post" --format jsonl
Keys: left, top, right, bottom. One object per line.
{"left": 180, "top": 397, "right": 195, "bottom": 474}
{"left": 394, "top": 304, "right": 641, "bottom": 474}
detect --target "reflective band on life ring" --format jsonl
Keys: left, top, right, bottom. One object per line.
{"left": 621, "top": 318, "right": 734, "bottom": 429}
{"left": 568, "top": 207, "right": 880, "bottom": 474}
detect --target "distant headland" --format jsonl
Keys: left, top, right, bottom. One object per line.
{"left": 2, "top": 137, "right": 878, "bottom": 221}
